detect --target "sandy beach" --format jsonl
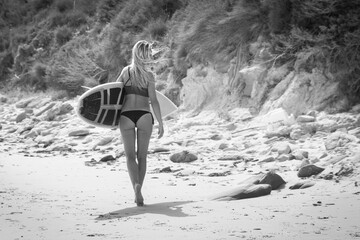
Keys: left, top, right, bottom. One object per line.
{"left": 1, "top": 96, "right": 360, "bottom": 240}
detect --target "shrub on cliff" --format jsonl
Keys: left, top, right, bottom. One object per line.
{"left": 55, "top": 26, "right": 72, "bottom": 45}
{"left": 48, "top": 37, "right": 105, "bottom": 96}
{"left": 104, "top": 0, "right": 182, "bottom": 79}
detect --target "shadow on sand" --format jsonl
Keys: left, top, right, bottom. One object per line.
{"left": 95, "top": 201, "right": 194, "bottom": 220}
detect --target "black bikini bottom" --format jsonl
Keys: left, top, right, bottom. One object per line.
{"left": 120, "top": 110, "right": 154, "bottom": 125}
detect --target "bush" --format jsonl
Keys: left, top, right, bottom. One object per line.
{"left": 49, "top": 11, "right": 67, "bottom": 28}
{"left": 48, "top": 38, "right": 105, "bottom": 96}
{"left": 0, "top": 51, "right": 14, "bottom": 82}
{"left": 29, "top": 62, "right": 48, "bottom": 91}
{"left": 0, "top": 30, "right": 10, "bottom": 52}
{"left": 55, "top": 26, "right": 72, "bottom": 45}
{"left": 171, "top": 0, "right": 267, "bottom": 68}
{"left": 66, "top": 10, "right": 88, "bottom": 28}
{"left": 33, "top": 0, "right": 54, "bottom": 11}
{"left": 96, "top": 0, "right": 124, "bottom": 24}
{"left": 56, "top": 0, "right": 73, "bottom": 12}
{"left": 33, "top": 30, "right": 53, "bottom": 48}
{"left": 145, "top": 19, "right": 168, "bottom": 40}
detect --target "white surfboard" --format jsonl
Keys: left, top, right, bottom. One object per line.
{"left": 77, "top": 82, "right": 177, "bottom": 128}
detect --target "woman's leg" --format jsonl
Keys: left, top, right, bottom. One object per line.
{"left": 134, "top": 113, "right": 153, "bottom": 205}
{"left": 119, "top": 115, "right": 138, "bottom": 191}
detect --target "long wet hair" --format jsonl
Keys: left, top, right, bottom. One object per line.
{"left": 129, "top": 40, "right": 155, "bottom": 88}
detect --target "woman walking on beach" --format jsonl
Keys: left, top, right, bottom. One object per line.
{"left": 116, "top": 40, "right": 164, "bottom": 206}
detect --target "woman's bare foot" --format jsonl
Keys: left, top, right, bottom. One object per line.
{"left": 134, "top": 184, "right": 144, "bottom": 206}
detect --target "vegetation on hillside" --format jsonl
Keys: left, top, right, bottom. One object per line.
{"left": 0, "top": 0, "right": 359, "bottom": 105}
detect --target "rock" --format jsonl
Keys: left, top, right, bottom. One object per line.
{"left": 99, "top": 155, "right": 116, "bottom": 162}
{"left": 211, "top": 184, "right": 272, "bottom": 201}
{"left": 68, "top": 129, "right": 90, "bottom": 137}
{"left": 325, "top": 132, "right": 357, "bottom": 150}
{"left": 170, "top": 151, "right": 198, "bottom": 163}
{"left": 24, "top": 130, "right": 38, "bottom": 138}
{"left": 297, "top": 115, "right": 316, "bottom": 123}
{"left": 210, "top": 134, "right": 222, "bottom": 140}
{"left": 218, "top": 155, "right": 243, "bottom": 161}
{"left": 152, "top": 147, "right": 170, "bottom": 153}
{"left": 306, "top": 110, "right": 318, "bottom": 117}
{"left": 35, "top": 135, "right": 55, "bottom": 146}
{"left": 265, "top": 126, "right": 292, "bottom": 138}
{"left": 16, "top": 98, "right": 35, "bottom": 108}
{"left": 289, "top": 181, "right": 315, "bottom": 189}
{"left": 277, "top": 154, "right": 290, "bottom": 162}
{"left": 350, "top": 104, "right": 360, "bottom": 113}
{"left": 225, "top": 123, "right": 237, "bottom": 131}
{"left": 259, "top": 156, "right": 275, "bottom": 163}
{"left": 297, "top": 164, "right": 325, "bottom": 178}
{"left": 35, "top": 102, "right": 56, "bottom": 116}
{"left": 218, "top": 143, "right": 228, "bottom": 150}
{"left": 256, "top": 172, "right": 286, "bottom": 190}
{"left": 298, "top": 159, "right": 311, "bottom": 169}
{"left": 85, "top": 159, "right": 98, "bottom": 167}
{"left": 96, "top": 137, "right": 114, "bottom": 146}
{"left": 272, "top": 142, "right": 291, "bottom": 154}
{"left": 18, "top": 125, "right": 34, "bottom": 134}
{"left": 15, "top": 112, "right": 28, "bottom": 123}
{"left": 292, "top": 149, "right": 309, "bottom": 160}
{"left": 159, "top": 166, "right": 172, "bottom": 173}
{"left": 208, "top": 171, "right": 231, "bottom": 177}
{"left": 335, "top": 164, "right": 354, "bottom": 177}
{"left": 290, "top": 128, "right": 303, "bottom": 140}
{"left": 59, "top": 102, "right": 73, "bottom": 115}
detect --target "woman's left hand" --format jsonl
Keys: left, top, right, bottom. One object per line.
{"left": 158, "top": 124, "right": 164, "bottom": 138}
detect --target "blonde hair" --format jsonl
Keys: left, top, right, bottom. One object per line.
{"left": 129, "top": 40, "right": 155, "bottom": 88}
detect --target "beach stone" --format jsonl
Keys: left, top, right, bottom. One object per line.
{"left": 292, "top": 149, "right": 309, "bottom": 160}
{"left": 297, "top": 115, "right": 316, "bottom": 123}
{"left": 210, "top": 134, "right": 222, "bottom": 140}
{"left": 306, "top": 110, "right": 318, "bottom": 117}
{"left": 15, "top": 112, "right": 28, "bottom": 123}
{"left": 325, "top": 132, "right": 356, "bottom": 150}
{"left": 35, "top": 102, "right": 56, "bottom": 116}
{"left": 277, "top": 154, "right": 290, "bottom": 162}
{"left": 218, "top": 155, "right": 243, "bottom": 161}
{"left": 160, "top": 166, "right": 172, "bottom": 173}
{"left": 16, "top": 98, "right": 35, "bottom": 108}
{"left": 218, "top": 143, "right": 228, "bottom": 150}
{"left": 99, "top": 155, "right": 116, "bottom": 162}
{"left": 59, "top": 102, "right": 73, "bottom": 115}
{"left": 289, "top": 181, "right": 315, "bottom": 189}
{"left": 297, "top": 164, "right": 325, "bottom": 178}
{"left": 259, "top": 156, "right": 275, "bottom": 163}
{"left": 256, "top": 172, "right": 286, "bottom": 190}
{"left": 68, "top": 129, "right": 90, "bottom": 137}
{"left": 265, "top": 126, "right": 291, "bottom": 138}
{"left": 96, "top": 137, "right": 114, "bottom": 146}
{"left": 170, "top": 151, "right": 198, "bottom": 163}
{"left": 212, "top": 184, "right": 272, "bottom": 201}
{"left": 335, "top": 164, "right": 354, "bottom": 177}
{"left": 152, "top": 147, "right": 170, "bottom": 153}
{"left": 272, "top": 142, "right": 291, "bottom": 154}
{"left": 24, "top": 129, "right": 38, "bottom": 138}
{"left": 290, "top": 128, "right": 303, "bottom": 140}
{"left": 299, "top": 159, "right": 310, "bottom": 169}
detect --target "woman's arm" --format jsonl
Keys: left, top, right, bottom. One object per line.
{"left": 148, "top": 80, "right": 164, "bottom": 138}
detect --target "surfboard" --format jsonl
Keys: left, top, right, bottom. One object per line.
{"left": 76, "top": 82, "right": 177, "bottom": 129}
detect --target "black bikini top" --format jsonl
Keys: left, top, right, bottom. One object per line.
{"left": 124, "top": 67, "right": 149, "bottom": 97}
